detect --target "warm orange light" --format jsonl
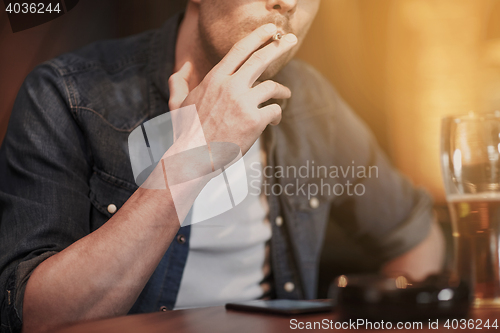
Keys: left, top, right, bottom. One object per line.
{"left": 297, "top": 0, "right": 499, "bottom": 204}
{"left": 395, "top": 275, "right": 409, "bottom": 289}
{"left": 337, "top": 275, "right": 348, "bottom": 288}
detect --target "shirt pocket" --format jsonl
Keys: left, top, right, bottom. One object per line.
{"left": 89, "top": 168, "right": 137, "bottom": 221}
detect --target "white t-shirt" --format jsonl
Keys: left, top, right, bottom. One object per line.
{"left": 174, "top": 138, "right": 271, "bottom": 309}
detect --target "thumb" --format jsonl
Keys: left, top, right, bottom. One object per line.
{"left": 168, "top": 61, "right": 193, "bottom": 110}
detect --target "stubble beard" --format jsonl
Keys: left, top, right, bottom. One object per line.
{"left": 197, "top": 16, "right": 295, "bottom": 82}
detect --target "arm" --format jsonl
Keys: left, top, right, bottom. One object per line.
{"left": 381, "top": 218, "right": 445, "bottom": 281}
{"left": 22, "top": 187, "right": 182, "bottom": 333}
{"left": 13, "top": 68, "right": 203, "bottom": 332}
{"left": 318, "top": 67, "right": 443, "bottom": 279}
{"left": 15, "top": 24, "right": 296, "bottom": 333}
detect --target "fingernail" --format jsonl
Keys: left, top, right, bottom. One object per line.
{"left": 264, "top": 24, "right": 277, "bottom": 34}
{"left": 284, "top": 34, "right": 297, "bottom": 43}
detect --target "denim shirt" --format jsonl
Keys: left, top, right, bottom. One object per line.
{"left": 0, "top": 12, "right": 434, "bottom": 333}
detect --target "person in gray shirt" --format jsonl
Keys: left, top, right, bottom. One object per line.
{"left": 0, "top": 1, "right": 445, "bottom": 332}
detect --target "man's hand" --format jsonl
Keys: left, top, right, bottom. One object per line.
{"left": 382, "top": 220, "right": 445, "bottom": 281}
{"left": 168, "top": 23, "right": 298, "bottom": 155}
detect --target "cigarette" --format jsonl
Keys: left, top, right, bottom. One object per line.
{"left": 272, "top": 33, "right": 283, "bottom": 41}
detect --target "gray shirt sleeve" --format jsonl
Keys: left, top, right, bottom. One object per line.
{"left": 274, "top": 59, "right": 434, "bottom": 281}
{"left": 0, "top": 64, "right": 92, "bottom": 333}
{"left": 325, "top": 71, "right": 433, "bottom": 262}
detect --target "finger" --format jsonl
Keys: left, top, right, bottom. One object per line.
{"left": 214, "top": 23, "right": 278, "bottom": 76}
{"left": 235, "top": 33, "right": 298, "bottom": 87}
{"left": 168, "top": 61, "right": 193, "bottom": 110}
{"left": 259, "top": 103, "right": 283, "bottom": 126}
{"left": 249, "top": 80, "right": 291, "bottom": 105}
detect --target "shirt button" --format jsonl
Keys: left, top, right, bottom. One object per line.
{"left": 284, "top": 282, "right": 295, "bottom": 293}
{"left": 160, "top": 306, "right": 168, "bottom": 312}
{"left": 177, "top": 234, "right": 186, "bottom": 244}
{"left": 309, "top": 197, "right": 320, "bottom": 209}
{"left": 107, "top": 204, "right": 117, "bottom": 214}
{"left": 275, "top": 216, "right": 283, "bottom": 227}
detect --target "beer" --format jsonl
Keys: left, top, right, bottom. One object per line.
{"left": 448, "top": 193, "right": 500, "bottom": 308}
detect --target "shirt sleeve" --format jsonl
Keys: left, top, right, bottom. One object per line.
{"left": 328, "top": 85, "right": 434, "bottom": 262}
{"left": 0, "top": 63, "right": 92, "bottom": 332}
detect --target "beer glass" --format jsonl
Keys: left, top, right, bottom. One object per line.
{"left": 441, "top": 112, "right": 500, "bottom": 308}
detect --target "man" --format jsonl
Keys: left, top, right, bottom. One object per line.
{"left": 0, "top": 0, "right": 444, "bottom": 332}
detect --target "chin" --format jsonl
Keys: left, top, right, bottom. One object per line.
{"left": 258, "top": 53, "right": 294, "bottom": 81}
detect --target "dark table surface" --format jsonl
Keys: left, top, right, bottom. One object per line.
{"left": 54, "top": 304, "right": 500, "bottom": 333}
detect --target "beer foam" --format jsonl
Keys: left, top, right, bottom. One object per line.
{"left": 447, "top": 193, "right": 500, "bottom": 202}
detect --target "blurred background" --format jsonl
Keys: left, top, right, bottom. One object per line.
{"left": 2, "top": 0, "right": 500, "bottom": 296}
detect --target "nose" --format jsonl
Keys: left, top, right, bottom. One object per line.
{"left": 267, "top": 0, "right": 298, "bottom": 15}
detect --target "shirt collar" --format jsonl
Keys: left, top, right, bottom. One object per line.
{"left": 150, "top": 11, "right": 185, "bottom": 104}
